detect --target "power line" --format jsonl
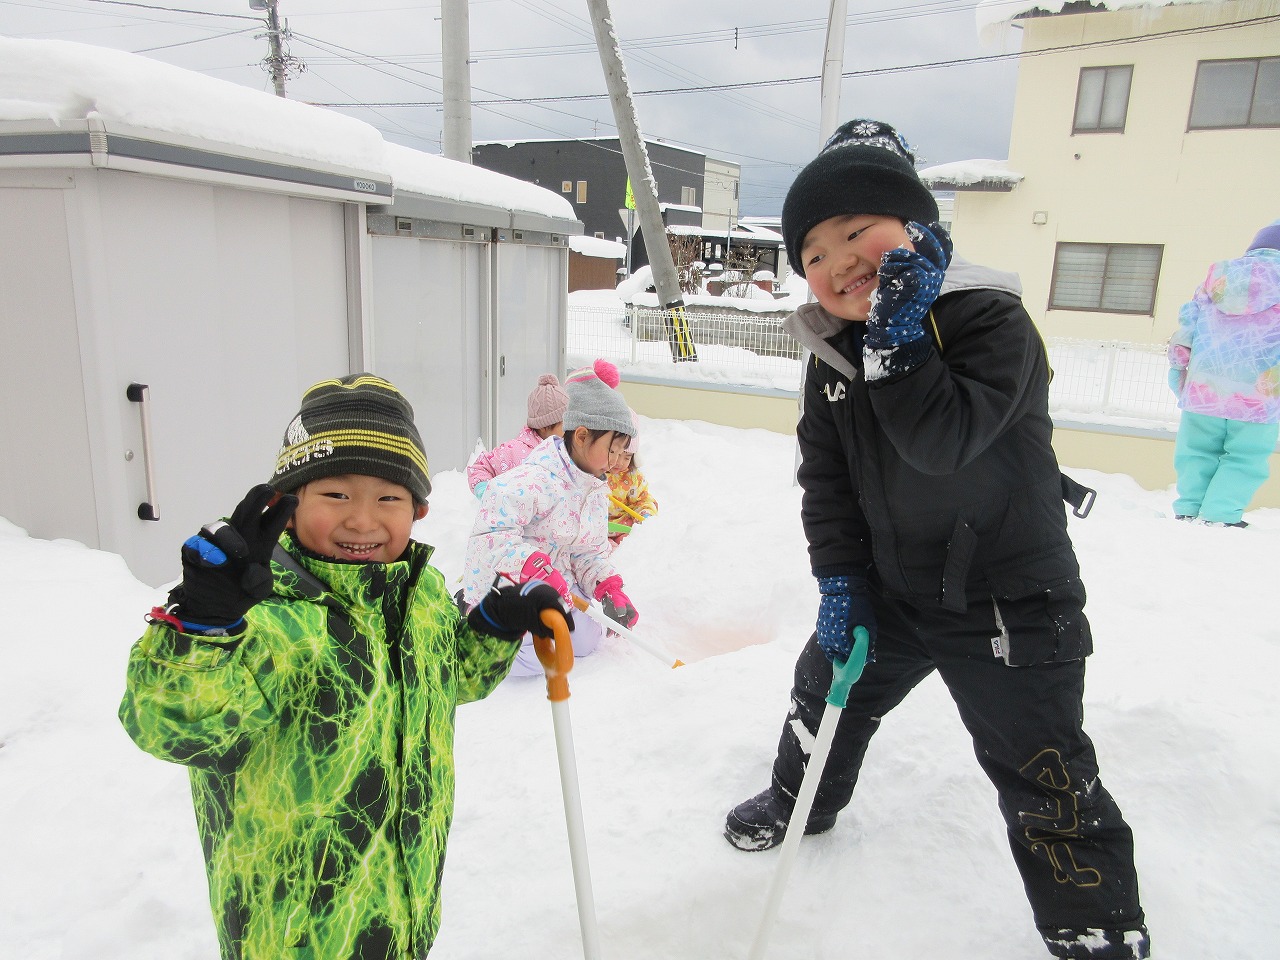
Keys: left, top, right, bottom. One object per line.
{"left": 304, "top": 13, "right": 1280, "bottom": 107}
{"left": 71, "top": 0, "right": 259, "bottom": 20}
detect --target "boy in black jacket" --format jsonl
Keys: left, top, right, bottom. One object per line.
{"left": 724, "top": 120, "right": 1149, "bottom": 960}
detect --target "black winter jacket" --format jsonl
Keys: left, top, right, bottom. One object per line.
{"left": 784, "top": 257, "right": 1081, "bottom": 613}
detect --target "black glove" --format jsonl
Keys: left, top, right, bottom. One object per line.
{"left": 166, "top": 484, "right": 297, "bottom": 631}
{"left": 863, "top": 221, "right": 952, "bottom": 381}
{"left": 468, "top": 582, "right": 574, "bottom": 641}
{"left": 815, "top": 575, "right": 877, "bottom": 664}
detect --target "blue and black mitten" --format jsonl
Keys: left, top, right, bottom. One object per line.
{"left": 163, "top": 484, "right": 297, "bottom": 633}
{"left": 863, "top": 221, "right": 953, "bottom": 382}
{"left": 815, "top": 575, "right": 877, "bottom": 664}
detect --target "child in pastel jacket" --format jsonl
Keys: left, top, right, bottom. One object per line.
{"left": 119, "top": 374, "right": 564, "bottom": 960}
{"left": 467, "top": 373, "right": 569, "bottom": 498}
{"left": 1168, "top": 219, "right": 1280, "bottom": 526}
{"left": 462, "top": 359, "right": 641, "bottom": 677}
{"left": 607, "top": 427, "right": 658, "bottom": 548}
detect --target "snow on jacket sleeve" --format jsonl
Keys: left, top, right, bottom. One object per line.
{"left": 866, "top": 289, "right": 1046, "bottom": 476}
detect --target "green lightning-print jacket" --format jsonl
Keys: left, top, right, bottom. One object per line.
{"left": 119, "top": 533, "right": 520, "bottom": 960}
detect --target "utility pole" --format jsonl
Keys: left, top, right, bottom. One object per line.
{"left": 584, "top": 0, "right": 696, "bottom": 361}
{"left": 251, "top": 0, "right": 302, "bottom": 98}
{"left": 819, "top": 0, "right": 849, "bottom": 141}
{"left": 441, "top": 0, "right": 473, "bottom": 163}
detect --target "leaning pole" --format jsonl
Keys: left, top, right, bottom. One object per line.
{"left": 583, "top": 0, "right": 697, "bottom": 362}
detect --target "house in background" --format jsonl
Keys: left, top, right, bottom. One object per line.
{"left": 472, "top": 136, "right": 741, "bottom": 272}
{"left": 567, "top": 234, "right": 625, "bottom": 290}
{"left": 926, "top": 0, "right": 1280, "bottom": 345}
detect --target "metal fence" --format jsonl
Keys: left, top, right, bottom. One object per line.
{"left": 567, "top": 303, "right": 1179, "bottom": 423}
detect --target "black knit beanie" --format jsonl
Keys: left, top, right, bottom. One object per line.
{"left": 271, "top": 373, "right": 431, "bottom": 501}
{"left": 782, "top": 119, "right": 939, "bottom": 278}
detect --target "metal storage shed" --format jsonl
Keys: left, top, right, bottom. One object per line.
{"left": 0, "top": 38, "right": 579, "bottom": 585}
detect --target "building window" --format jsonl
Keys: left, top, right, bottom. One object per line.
{"left": 1188, "top": 57, "right": 1280, "bottom": 129}
{"left": 576, "top": 181, "right": 587, "bottom": 203}
{"left": 1073, "top": 65, "right": 1132, "bottom": 133}
{"left": 1048, "top": 242, "right": 1163, "bottom": 315}
{"left": 681, "top": 186, "right": 697, "bottom": 206}
{"left": 561, "top": 181, "right": 572, "bottom": 193}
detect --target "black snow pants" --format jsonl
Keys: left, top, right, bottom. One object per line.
{"left": 770, "top": 587, "right": 1150, "bottom": 960}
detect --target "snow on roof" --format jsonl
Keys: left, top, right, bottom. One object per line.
{"left": 0, "top": 36, "right": 386, "bottom": 174}
{"left": 976, "top": 0, "right": 1219, "bottom": 44}
{"left": 919, "top": 159, "right": 1025, "bottom": 191}
{"left": 0, "top": 36, "right": 572, "bottom": 220}
{"left": 384, "top": 143, "right": 573, "bottom": 220}
{"left": 567, "top": 235, "right": 626, "bottom": 259}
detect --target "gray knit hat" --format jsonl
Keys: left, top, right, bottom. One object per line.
{"left": 562, "top": 359, "right": 635, "bottom": 438}
{"left": 271, "top": 373, "right": 431, "bottom": 501}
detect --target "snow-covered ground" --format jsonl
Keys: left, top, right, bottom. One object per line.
{"left": 2, "top": 416, "right": 1277, "bottom": 959}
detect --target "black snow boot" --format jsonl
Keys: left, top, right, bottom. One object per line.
{"left": 724, "top": 788, "right": 836, "bottom": 851}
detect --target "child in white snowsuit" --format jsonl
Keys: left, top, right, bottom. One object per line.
{"left": 1167, "top": 220, "right": 1280, "bottom": 527}
{"left": 467, "top": 373, "right": 569, "bottom": 498}
{"left": 723, "top": 120, "right": 1149, "bottom": 960}
{"left": 462, "top": 359, "right": 640, "bottom": 677}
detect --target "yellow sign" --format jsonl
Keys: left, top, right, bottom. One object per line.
{"left": 625, "top": 177, "right": 635, "bottom": 210}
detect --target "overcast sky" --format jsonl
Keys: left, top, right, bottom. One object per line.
{"left": 0, "top": 0, "right": 1029, "bottom": 215}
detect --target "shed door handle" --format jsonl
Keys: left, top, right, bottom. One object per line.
{"left": 126, "top": 383, "right": 160, "bottom": 521}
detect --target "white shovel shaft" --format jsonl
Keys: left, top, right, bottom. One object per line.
{"left": 746, "top": 699, "right": 843, "bottom": 960}
{"left": 549, "top": 700, "right": 603, "bottom": 960}
{"left": 576, "top": 598, "right": 680, "bottom": 668}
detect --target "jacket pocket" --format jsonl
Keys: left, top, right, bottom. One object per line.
{"left": 990, "top": 577, "right": 1092, "bottom": 666}
{"left": 281, "top": 816, "right": 336, "bottom": 948}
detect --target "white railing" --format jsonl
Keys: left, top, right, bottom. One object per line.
{"left": 567, "top": 303, "right": 1179, "bottom": 424}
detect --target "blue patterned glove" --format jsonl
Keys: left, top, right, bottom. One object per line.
{"left": 816, "top": 575, "right": 877, "bottom": 664}
{"left": 863, "top": 221, "right": 953, "bottom": 381}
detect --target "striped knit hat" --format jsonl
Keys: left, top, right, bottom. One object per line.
{"left": 271, "top": 373, "right": 431, "bottom": 501}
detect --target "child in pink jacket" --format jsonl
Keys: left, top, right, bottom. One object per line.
{"left": 467, "top": 374, "right": 569, "bottom": 498}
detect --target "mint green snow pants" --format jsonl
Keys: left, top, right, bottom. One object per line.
{"left": 1172, "top": 410, "right": 1279, "bottom": 523}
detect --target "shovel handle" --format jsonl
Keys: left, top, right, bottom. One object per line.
{"left": 827, "top": 626, "right": 870, "bottom": 709}
{"left": 534, "top": 608, "right": 575, "bottom": 703}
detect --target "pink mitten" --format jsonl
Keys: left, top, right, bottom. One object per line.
{"left": 593, "top": 574, "right": 638, "bottom": 628}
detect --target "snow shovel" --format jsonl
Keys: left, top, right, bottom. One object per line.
{"left": 570, "top": 594, "right": 684, "bottom": 668}
{"left": 608, "top": 495, "right": 646, "bottom": 523}
{"left": 535, "top": 608, "right": 603, "bottom": 960}
{"left": 746, "top": 626, "right": 871, "bottom": 960}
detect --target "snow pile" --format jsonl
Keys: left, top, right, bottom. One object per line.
{"left": 2, "top": 418, "right": 1279, "bottom": 958}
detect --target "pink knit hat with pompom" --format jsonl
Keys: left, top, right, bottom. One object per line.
{"left": 527, "top": 373, "right": 570, "bottom": 428}
{"left": 563, "top": 359, "right": 636, "bottom": 439}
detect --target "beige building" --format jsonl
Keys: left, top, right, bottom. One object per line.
{"left": 701, "top": 156, "right": 742, "bottom": 232}
{"left": 928, "top": 0, "right": 1280, "bottom": 345}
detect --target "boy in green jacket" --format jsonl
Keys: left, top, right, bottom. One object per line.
{"left": 120, "top": 374, "right": 566, "bottom": 960}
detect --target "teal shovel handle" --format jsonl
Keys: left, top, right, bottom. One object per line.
{"left": 826, "top": 626, "right": 870, "bottom": 709}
